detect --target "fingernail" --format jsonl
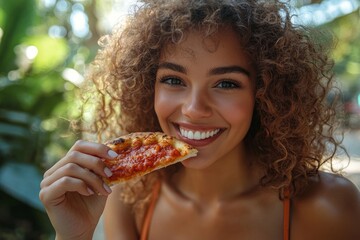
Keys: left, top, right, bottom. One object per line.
{"left": 108, "top": 150, "right": 118, "bottom": 158}
{"left": 104, "top": 167, "right": 113, "bottom": 177}
{"left": 103, "top": 183, "right": 112, "bottom": 194}
{"left": 87, "top": 187, "right": 95, "bottom": 195}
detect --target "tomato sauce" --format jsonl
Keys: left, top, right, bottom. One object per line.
{"left": 104, "top": 143, "right": 181, "bottom": 180}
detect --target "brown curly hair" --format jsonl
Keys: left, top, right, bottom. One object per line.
{"left": 83, "top": 0, "right": 344, "bottom": 198}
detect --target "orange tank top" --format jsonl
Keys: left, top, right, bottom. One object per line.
{"left": 140, "top": 182, "right": 291, "bottom": 240}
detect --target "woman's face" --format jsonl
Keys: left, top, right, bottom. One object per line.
{"left": 154, "top": 28, "right": 256, "bottom": 169}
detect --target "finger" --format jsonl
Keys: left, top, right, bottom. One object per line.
{"left": 41, "top": 163, "right": 112, "bottom": 196}
{"left": 44, "top": 150, "right": 114, "bottom": 179}
{"left": 70, "top": 140, "right": 118, "bottom": 159}
{"left": 44, "top": 140, "right": 117, "bottom": 177}
{"left": 39, "top": 176, "right": 96, "bottom": 206}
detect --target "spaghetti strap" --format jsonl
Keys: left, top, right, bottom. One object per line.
{"left": 140, "top": 180, "right": 161, "bottom": 240}
{"left": 283, "top": 187, "right": 291, "bottom": 240}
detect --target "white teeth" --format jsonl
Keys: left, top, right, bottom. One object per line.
{"left": 180, "top": 128, "right": 220, "bottom": 140}
{"left": 194, "top": 131, "right": 201, "bottom": 140}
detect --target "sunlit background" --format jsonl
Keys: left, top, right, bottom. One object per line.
{"left": 0, "top": 0, "right": 359, "bottom": 239}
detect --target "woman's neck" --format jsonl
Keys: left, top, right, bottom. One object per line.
{"left": 170, "top": 148, "right": 263, "bottom": 205}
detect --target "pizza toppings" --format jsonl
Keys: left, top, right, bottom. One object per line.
{"left": 101, "top": 132, "right": 198, "bottom": 185}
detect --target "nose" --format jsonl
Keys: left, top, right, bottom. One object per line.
{"left": 182, "top": 90, "right": 212, "bottom": 119}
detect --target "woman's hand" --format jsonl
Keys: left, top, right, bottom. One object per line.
{"left": 39, "top": 140, "right": 118, "bottom": 240}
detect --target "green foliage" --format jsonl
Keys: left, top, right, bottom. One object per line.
{"left": 0, "top": 0, "right": 97, "bottom": 238}
{"left": 324, "top": 11, "right": 360, "bottom": 90}
{"left": 0, "top": 0, "right": 36, "bottom": 74}
{"left": 24, "top": 35, "right": 70, "bottom": 73}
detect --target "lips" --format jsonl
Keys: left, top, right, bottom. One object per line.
{"left": 176, "top": 124, "right": 223, "bottom": 147}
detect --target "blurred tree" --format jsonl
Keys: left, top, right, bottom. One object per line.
{"left": 0, "top": 0, "right": 36, "bottom": 74}
{"left": 326, "top": 10, "right": 360, "bottom": 91}
{"left": 0, "top": 0, "right": 102, "bottom": 238}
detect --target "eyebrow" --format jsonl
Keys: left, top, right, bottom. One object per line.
{"left": 209, "top": 65, "right": 250, "bottom": 77}
{"left": 158, "top": 62, "right": 186, "bottom": 74}
{"left": 157, "top": 62, "right": 251, "bottom": 77}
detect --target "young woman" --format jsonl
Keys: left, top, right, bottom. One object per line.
{"left": 39, "top": 1, "right": 360, "bottom": 239}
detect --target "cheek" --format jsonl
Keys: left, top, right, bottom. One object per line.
{"left": 216, "top": 94, "right": 255, "bottom": 124}
{"left": 154, "top": 87, "right": 179, "bottom": 127}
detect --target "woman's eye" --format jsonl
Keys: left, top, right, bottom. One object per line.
{"left": 160, "top": 77, "right": 184, "bottom": 86}
{"left": 215, "top": 80, "right": 240, "bottom": 89}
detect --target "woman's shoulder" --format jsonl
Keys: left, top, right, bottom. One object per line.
{"left": 292, "top": 171, "right": 360, "bottom": 239}
{"left": 297, "top": 171, "right": 360, "bottom": 209}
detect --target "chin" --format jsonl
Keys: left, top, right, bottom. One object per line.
{"left": 180, "top": 155, "right": 214, "bottom": 169}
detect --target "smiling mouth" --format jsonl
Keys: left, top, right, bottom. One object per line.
{"left": 179, "top": 127, "right": 221, "bottom": 140}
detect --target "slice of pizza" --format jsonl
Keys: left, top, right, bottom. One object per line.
{"left": 101, "top": 132, "right": 198, "bottom": 185}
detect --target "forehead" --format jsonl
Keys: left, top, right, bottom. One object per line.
{"left": 159, "top": 28, "right": 255, "bottom": 73}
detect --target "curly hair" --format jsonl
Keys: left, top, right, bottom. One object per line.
{"left": 84, "top": 0, "right": 344, "bottom": 198}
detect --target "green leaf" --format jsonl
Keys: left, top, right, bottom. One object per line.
{"left": 0, "top": 122, "right": 32, "bottom": 138}
{"left": 0, "top": 163, "right": 44, "bottom": 211}
{"left": 0, "top": 0, "right": 37, "bottom": 73}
